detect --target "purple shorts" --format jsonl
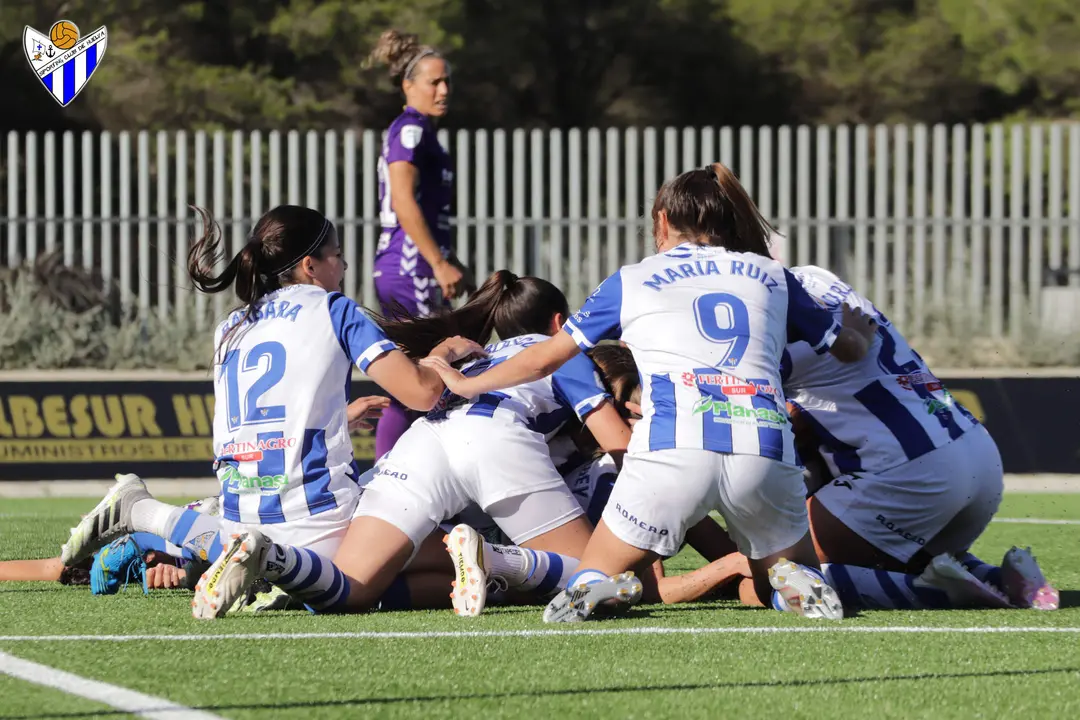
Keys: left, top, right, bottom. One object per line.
{"left": 373, "top": 271, "right": 448, "bottom": 318}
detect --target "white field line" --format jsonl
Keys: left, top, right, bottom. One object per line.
{"left": 0, "top": 650, "right": 224, "bottom": 719}
{"left": 0, "top": 626, "right": 1078, "bottom": 643}
{"left": 991, "top": 517, "right": 1080, "bottom": 526}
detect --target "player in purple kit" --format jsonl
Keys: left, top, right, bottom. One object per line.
{"left": 367, "top": 28, "right": 474, "bottom": 459}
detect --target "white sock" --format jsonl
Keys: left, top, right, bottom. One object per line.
{"left": 484, "top": 543, "right": 530, "bottom": 584}
{"left": 130, "top": 498, "right": 182, "bottom": 538}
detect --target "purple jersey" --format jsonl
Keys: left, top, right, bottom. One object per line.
{"left": 375, "top": 107, "right": 454, "bottom": 278}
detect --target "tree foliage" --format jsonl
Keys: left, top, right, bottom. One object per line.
{"left": 1, "top": 0, "right": 1077, "bottom": 133}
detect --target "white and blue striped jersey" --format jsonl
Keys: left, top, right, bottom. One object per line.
{"left": 428, "top": 333, "right": 610, "bottom": 439}
{"left": 212, "top": 284, "right": 397, "bottom": 525}
{"left": 564, "top": 243, "right": 841, "bottom": 462}
{"left": 783, "top": 265, "right": 979, "bottom": 476}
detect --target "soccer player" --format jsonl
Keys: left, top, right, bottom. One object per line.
{"left": 423, "top": 164, "right": 880, "bottom": 622}
{"left": 367, "top": 28, "right": 474, "bottom": 459}
{"left": 780, "top": 264, "right": 1058, "bottom": 611}
{"left": 188, "top": 271, "right": 633, "bottom": 619}
{"left": 60, "top": 205, "right": 482, "bottom": 594}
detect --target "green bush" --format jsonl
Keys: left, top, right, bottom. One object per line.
{"left": 2, "top": 254, "right": 1078, "bottom": 371}
{"left": 0, "top": 254, "right": 213, "bottom": 371}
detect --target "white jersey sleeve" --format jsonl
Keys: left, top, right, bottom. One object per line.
{"left": 326, "top": 292, "right": 397, "bottom": 372}
{"left": 213, "top": 285, "right": 395, "bottom": 526}
{"left": 429, "top": 334, "right": 610, "bottom": 440}
{"left": 783, "top": 265, "right": 980, "bottom": 476}
{"left": 563, "top": 243, "right": 840, "bottom": 463}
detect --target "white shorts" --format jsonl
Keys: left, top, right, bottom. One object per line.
{"left": 602, "top": 449, "right": 808, "bottom": 559}
{"left": 219, "top": 495, "right": 358, "bottom": 559}
{"left": 353, "top": 417, "right": 584, "bottom": 550}
{"left": 814, "top": 424, "right": 1004, "bottom": 563}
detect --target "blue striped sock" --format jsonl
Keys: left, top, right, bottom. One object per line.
{"left": 956, "top": 553, "right": 1004, "bottom": 590}
{"left": 163, "top": 509, "right": 224, "bottom": 564}
{"left": 267, "top": 545, "right": 351, "bottom": 613}
{"left": 822, "top": 564, "right": 950, "bottom": 609}
{"left": 519, "top": 549, "right": 580, "bottom": 594}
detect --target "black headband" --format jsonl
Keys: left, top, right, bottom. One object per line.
{"left": 267, "top": 218, "right": 331, "bottom": 277}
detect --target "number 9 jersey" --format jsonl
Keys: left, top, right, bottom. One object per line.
{"left": 563, "top": 243, "right": 841, "bottom": 463}
{"left": 212, "top": 284, "right": 397, "bottom": 525}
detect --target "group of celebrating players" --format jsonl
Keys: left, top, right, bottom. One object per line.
{"left": 6, "top": 28, "right": 1059, "bottom": 620}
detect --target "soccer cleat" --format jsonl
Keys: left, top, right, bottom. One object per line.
{"left": 234, "top": 583, "right": 300, "bottom": 614}
{"left": 191, "top": 530, "right": 271, "bottom": 620}
{"left": 769, "top": 559, "right": 844, "bottom": 620}
{"left": 1001, "top": 546, "right": 1059, "bottom": 611}
{"left": 917, "top": 553, "right": 1011, "bottom": 609}
{"left": 445, "top": 524, "right": 490, "bottom": 617}
{"left": 542, "top": 572, "right": 643, "bottom": 623}
{"left": 61, "top": 474, "right": 151, "bottom": 566}
{"left": 89, "top": 535, "right": 148, "bottom": 596}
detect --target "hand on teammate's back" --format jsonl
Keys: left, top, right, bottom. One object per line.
{"left": 430, "top": 335, "right": 487, "bottom": 363}
{"left": 842, "top": 304, "right": 878, "bottom": 341}
{"left": 419, "top": 355, "right": 473, "bottom": 397}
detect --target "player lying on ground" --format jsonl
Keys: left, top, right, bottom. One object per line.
{"left": 3, "top": 497, "right": 222, "bottom": 593}
{"left": 424, "top": 164, "right": 881, "bottom": 622}
{"left": 59, "top": 204, "right": 491, "bottom": 611}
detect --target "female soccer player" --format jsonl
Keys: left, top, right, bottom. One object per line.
{"left": 780, "top": 264, "right": 1058, "bottom": 611}
{"left": 60, "top": 205, "right": 481, "bottom": 578}
{"left": 189, "top": 271, "right": 632, "bottom": 619}
{"left": 423, "top": 164, "right": 880, "bottom": 622}
{"left": 367, "top": 28, "right": 474, "bottom": 459}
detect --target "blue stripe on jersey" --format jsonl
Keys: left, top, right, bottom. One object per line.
{"left": 877, "top": 328, "right": 966, "bottom": 442}
{"left": 301, "top": 429, "right": 338, "bottom": 516}
{"left": 748, "top": 380, "right": 785, "bottom": 461}
{"left": 909, "top": 383, "right": 965, "bottom": 441}
{"left": 648, "top": 374, "right": 677, "bottom": 451}
{"left": 221, "top": 452, "right": 242, "bottom": 521}
{"left": 528, "top": 406, "right": 573, "bottom": 436}
{"left": 790, "top": 401, "right": 863, "bottom": 474}
{"left": 853, "top": 381, "right": 935, "bottom": 461}
{"left": 586, "top": 472, "right": 617, "bottom": 526}
{"left": 701, "top": 401, "right": 733, "bottom": 454}
{"left": 466, "top": 392, "right": 510, "bottom": 418}
{"left": 257, "top": 431, "right": 287, "bottom": 524}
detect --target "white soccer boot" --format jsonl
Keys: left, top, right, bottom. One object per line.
{"left": 445, "top": 524, "right": 493, "bottom": 617}
{"left": 769, "top": 559, "right": 844, "bottom": 620}
{"left": 917, "top": 553, "right": 1011, "bottom": 608}
{"left": 1001, "top": 546, "right": 1059, "bottom": 610}
{"left": 542, "top": 572, "right": 643, "bottom": 623}
{"left": 192, "top": 530, "right": 272, "bottom": 620}
{"left": 60, "top": 473, "right": 151, "bottom": 566}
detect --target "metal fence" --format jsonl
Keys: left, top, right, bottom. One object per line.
{"left": 3, "top": 124, "right": 1080, "bottom": 337}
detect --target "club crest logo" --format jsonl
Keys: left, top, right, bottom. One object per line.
{"left": 23, "top": 20, "right": 108, "bottom": 107}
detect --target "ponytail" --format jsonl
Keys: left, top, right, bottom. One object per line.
{"left": 186, "top": 204, "right": 334, "bottom": 359}
{"left": 377, "top": 270, "right": 570, "bottom": 358}
{"left": 377, "top": 270, "right": 518, "bottom": 358}
{"left": 651, "top": 163, "right": 774, "bottom": 258}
